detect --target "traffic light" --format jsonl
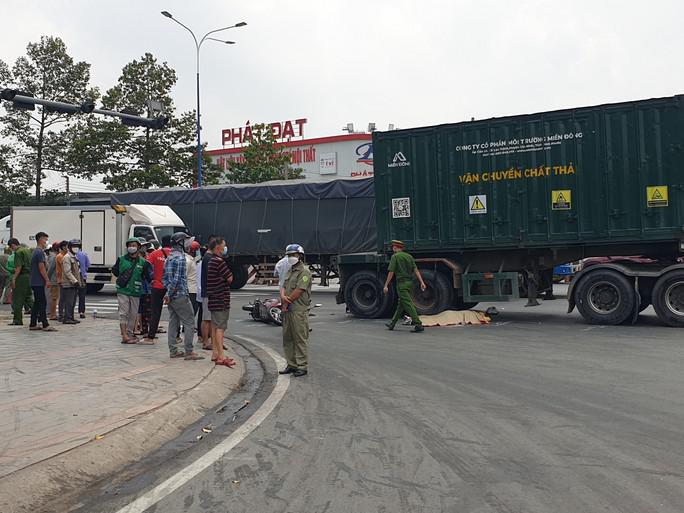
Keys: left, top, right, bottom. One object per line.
{"left": 120, "top": 107, "right": 169, "bottom": 129}
{"left": 0, "top": 88, "right": 35, "bottom": 111}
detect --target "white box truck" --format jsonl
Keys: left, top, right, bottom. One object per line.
{"left": 10, "top": 204, "right": 187, "bottom": 292}
{"left": 0, "top": 214, "right": 10, "bottom": 251}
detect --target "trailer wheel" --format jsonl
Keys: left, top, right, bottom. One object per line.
{"left": 345, "top": 270, "right": 394, "bottom": 318}
{"left": 574, "top": 270, "right": 635, "bottom": 325}
{"left": 412, "top": 270, "right": 452, "bottom": 316}
{"left": 86, "top": 283, "right": 104, "bottom": 294}
{"left": 651, "top": 270, "right": 684, "bottom": 327}
{"left": 230, "top": 264, "right": 249, "bottom": 290}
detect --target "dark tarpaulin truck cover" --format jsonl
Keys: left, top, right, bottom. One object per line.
{"left": 110, "top": 178, "right": 377, "bottom": 257}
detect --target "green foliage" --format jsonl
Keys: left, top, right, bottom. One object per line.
{"left": 0, "top": 36, "right": 97, "bottom": 199}
{"left": 226, "top": 124, "right": 303, "bottom": 184}
{"left": 0, "top": 145, "right": 31, "bottom": 213}
{"left": 68, "top": 53, "right": 221, "bottom": 190}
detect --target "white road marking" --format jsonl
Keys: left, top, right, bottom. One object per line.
{"left": 115, "top": 336, "right": 289, "bottom": 513}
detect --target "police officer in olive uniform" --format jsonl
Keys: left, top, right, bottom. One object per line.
{"left": 383, "top": 240, "right": 427, "bottom": 332}
{"left": 279, "top": 244, "right": 312, "bottom": 377}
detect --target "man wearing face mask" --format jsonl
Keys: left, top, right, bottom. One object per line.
{"left": 197, "top": 235, "right": 217, "bottom": 351}
{"left": 112, "top": 237, "right": 152, "bottom": 344}
{"left": 61, "top": 239, "right": 83, "bottom": 325}
{"left": 274, "top": 246, "right": 294, "bottom": 304}
{"left": 162, "top": 232, "right": 204, "bottom": 360}
{"left": 279, "top": 244, "right": 312, "bottom": 377}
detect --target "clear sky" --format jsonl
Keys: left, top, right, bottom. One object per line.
{"left": 3, "top": 0, "right": 684, "bottom": 191}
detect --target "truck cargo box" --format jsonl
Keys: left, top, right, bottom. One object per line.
{"left": 373, "top": 95, "right": 684, "bottom": 254}
{"left": 110, "top": 179, "right": 377, "bottom": 258}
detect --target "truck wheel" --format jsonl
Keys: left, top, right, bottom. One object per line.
{"left": 86, "top": 283, "right": 104, "bottom": 294}
{"left": 651, "top": 270, "right": 684, "bottom": 327}
{"left": 412, "top": 270, "right": 452, "bottom": 316}
{"left": 230, "top": 264, "right": 249, "bottom": 290}
{"left": 345, "top": 270, "right": 393, "bottom": 318}
{"left": 574, "top": 270, "right": 635, "bottom": 325}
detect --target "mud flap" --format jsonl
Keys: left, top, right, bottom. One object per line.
{"left": 630, "top": 277, "right": 641, "bottom": 325}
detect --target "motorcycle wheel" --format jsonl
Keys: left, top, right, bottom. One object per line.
{"left": 269, "top": 307, "right": 283, "bottom": 326}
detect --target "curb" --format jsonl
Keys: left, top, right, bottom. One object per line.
{"left": 0, "top": 339, "right": 246, "bottom": 513}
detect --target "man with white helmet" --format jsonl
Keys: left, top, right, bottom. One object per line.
{"left": 279, "top": 244, "right": 312, "bottom": 377}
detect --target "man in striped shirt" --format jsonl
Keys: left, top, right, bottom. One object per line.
{"left": 162, "top": 232, "right": 204, "bottom": 361}
{"left": 206, "top": 237, "right": 236, "bottom": 367}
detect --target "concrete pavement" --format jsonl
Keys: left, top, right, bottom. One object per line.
{"left": 0, "top": 309, "right": 244, "bottom": 513}
{"left": 76, "top": 288, "right": 684, "bottom": 513}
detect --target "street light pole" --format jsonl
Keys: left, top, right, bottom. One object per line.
{"left": 161, "top": 11, "right": 246, "bottom": 188}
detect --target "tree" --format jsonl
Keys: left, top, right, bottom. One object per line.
{"left": 69, "top": 53, "right": 221, "bottom": 190}
{"left": 0, "top": 145, "right": 32, "bottom": 214}
{"left": 0, "top": 36, "right": 97, "bottom": 200}
{"left": 226, "top": 124, "right": 303, "bottom": 183}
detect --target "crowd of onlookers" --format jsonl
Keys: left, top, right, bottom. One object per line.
{"left": 111, "top": 232, "right": 236, "bottom": 367}
{"left": 1, "top": 233, "right": 90, "bottom": 331}
{"left": 1, "top": 231, "right": 236, "bottom": 368}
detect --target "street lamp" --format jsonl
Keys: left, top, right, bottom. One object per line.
{"left": 161, "top": 11, "right": 247, "bottom": 187}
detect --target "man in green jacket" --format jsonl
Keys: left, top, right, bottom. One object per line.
{"left": 112, "top": 238, "right": 152, "bottom": 344}
{"left": 383, "top": 240, "right": 427, "bottom": 333}
{"left": 9, "top": 239, "right": 33, "bottom": 326}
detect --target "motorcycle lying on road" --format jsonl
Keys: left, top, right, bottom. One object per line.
{"left": 242, "top": 297, "right": 322, "bottom": 327}
{"left": 242, "top": 297, "right": 284, "bottom": 326}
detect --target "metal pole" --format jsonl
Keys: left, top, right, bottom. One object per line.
{"left": 66, "top": 176, "right": 70, "bottom": 206}
{"left": 196, "top": 47, "right": 203, "bottom": 188}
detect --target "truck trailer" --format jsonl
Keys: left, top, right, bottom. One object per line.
{"left": 10, "top": 204, "right": 187, "bottom": 291}
{"left": 109, "top": 179, "right": 377, "bottom": 289}
{"left": 336, "top": 95, "right": 684, "bottom": 327}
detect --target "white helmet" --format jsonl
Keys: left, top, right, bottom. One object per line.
{"left": 285, "top": 244, "right": 304, "bottom": 255}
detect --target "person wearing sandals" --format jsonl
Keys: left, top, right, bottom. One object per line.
{"left": 162, "top": 232, "right": 204, "bottom": 361}
{"left": 112, "top": 238, "right": 152, "bottom": 344}
{"left": 205, "top": 237, "right": 236, "bottom": 368}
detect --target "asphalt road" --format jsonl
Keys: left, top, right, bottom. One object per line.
{"left": 77, "top": 286, "right": 684, "bottom": 513}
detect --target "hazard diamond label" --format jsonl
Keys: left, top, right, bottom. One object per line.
{"left": 646, "top": 186, "right": 668, "bottom": 208}
{"left": 552, "top": 189, "right": 572, "bottom": 210}
{"left": 469, "top": 194, "right": 487, "bottom": 215}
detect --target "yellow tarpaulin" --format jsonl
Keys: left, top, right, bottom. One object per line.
{"left": 419, "top": 310, "right": 491, "bottom": 327}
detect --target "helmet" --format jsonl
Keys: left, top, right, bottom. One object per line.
{"left": 190, "top": 241, "right": 201, "bottom": 252}
{"left": 170, "top": 232, "right": 191, "bottom": 245}
{"left": 126, "top": 237, "right": 140, "bottom": 245}
{"left": 285, "top": 244, "right": 304, "bottom": 255}
{"left": 51, "top": 241, "right": 62, "bottom": 251}
{"left": 137, "top": 237, "right": 147, "bottom": 245}
{"left": 68, "top": 239, "right": 81, "bottom": 249}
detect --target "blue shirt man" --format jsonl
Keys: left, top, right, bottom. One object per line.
{"left": 162, "top": 249, "right": 189, "bottom": 300}
{"left": 76, "top": 250, "right": 90, "bottom": 281}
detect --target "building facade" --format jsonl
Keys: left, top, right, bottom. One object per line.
{"left": 206, "top": 133, "right": 374, "bottom": 183}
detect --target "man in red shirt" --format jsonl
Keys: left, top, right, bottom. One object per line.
{"left": 143, "top": 235, "right": 171, "bottom": 343}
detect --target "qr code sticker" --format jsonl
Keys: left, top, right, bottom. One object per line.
{"left": 392, "top": 197, "right": 411, "bottom": 219}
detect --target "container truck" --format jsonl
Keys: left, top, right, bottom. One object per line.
{"left": 109, "top": 179, "right": 377, "bottom": 289}
{"left": 10, "top": 204, "right": 187, "bottom": 292}
{"left": 336, "top": 95, "right": 684, "bottom": 327}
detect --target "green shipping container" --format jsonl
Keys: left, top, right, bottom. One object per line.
{"left": 374, "top": 95, "right": 684, "bottom": 254}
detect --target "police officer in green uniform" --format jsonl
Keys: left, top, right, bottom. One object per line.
{"left": 383, "top": 240, "right": 426, "bottom": 332}
{"left": 279, "top": 244, "right": 312, "bottom": 377}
